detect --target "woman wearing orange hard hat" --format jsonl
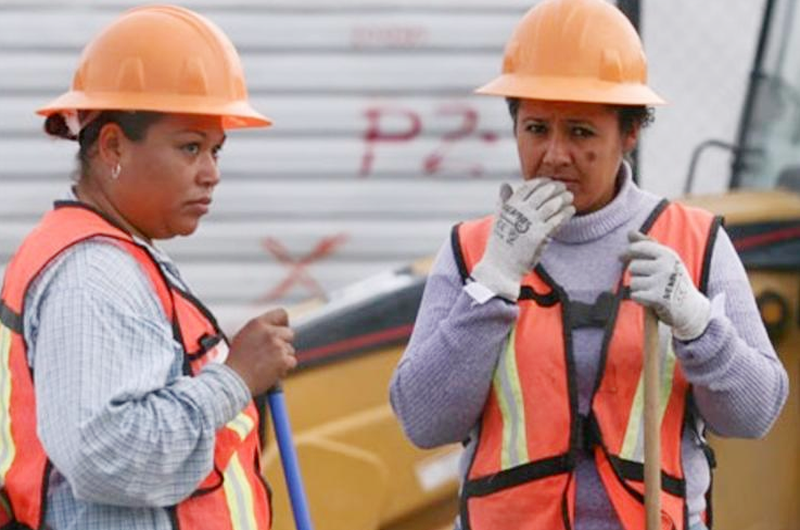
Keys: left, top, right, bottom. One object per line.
{"left": 390, "top": 1, "right": 788, "bottom": 529}
{"left": 0, "top": 5, "right": 297, "bottom": 529}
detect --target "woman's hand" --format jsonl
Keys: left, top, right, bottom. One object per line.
{"left": 226, "top": 308, "right": 297, "bottom": 396}
{"left": 471, "top": 178, "right": 575, "bottom": 301}
{"left": 623, "top": 231, "right": 711, "bottom": 341}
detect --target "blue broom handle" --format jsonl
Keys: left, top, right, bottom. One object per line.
{"left": 267, "top": 386, "right": 315, "bottom": 530}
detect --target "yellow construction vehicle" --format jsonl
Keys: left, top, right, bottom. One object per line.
{"left": 261, "top": 1, "right": 799, "bottom": 528}
{"left": 677, "top": 0, "right": 800, "bottom": 526}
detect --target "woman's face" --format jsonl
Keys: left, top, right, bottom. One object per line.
{"left": 110, "top": 113, "right": 225, "bottom": 240}
{"left": 514, "top": 99, "right": 639, "bottom": 214}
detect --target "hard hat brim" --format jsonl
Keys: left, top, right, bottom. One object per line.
{"left": 37, "top": 91, "right": 272, "bottom": 129}
{"left": 475, "top": 74, "right": 666, "bottom": 106}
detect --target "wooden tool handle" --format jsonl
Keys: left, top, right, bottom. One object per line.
{"left": 643, "top": 308, "right": 661, "bottom": 530}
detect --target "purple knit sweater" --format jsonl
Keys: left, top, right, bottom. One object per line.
{"left": 389, "top": 167, "right": 789, "bottom": 529}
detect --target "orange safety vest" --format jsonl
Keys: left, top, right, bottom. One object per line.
{"left": 0, "top": 202, "right": 271, "bottom": 530}
{"left": 453, "top": 200, "right": 721, "bottom": 530}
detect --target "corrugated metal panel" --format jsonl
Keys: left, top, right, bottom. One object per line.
{"left": 2, "top": 1, "right": 761, "bottom": 329}
{"left": 0, "top": 1, "right": 528, "bottom": 330}
{"left": 0, "top": 1, "right": 533, "bottom": 9}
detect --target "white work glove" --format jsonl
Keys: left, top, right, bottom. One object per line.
{"left": 471, "top": 178, "right": 575, "bottom": 301}
{"left": 622, "top": 231, "right": 711, "bottom": 341}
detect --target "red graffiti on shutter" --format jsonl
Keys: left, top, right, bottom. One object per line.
{"left": 259, "top": 233, "right": 349, "bottom": 302}
{"left": 360, "top": 106, "right": 422, "bottom": 176}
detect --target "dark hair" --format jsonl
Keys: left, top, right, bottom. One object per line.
{"left": 505, "top": 97, "right": 654, "bottom": 134}
{"left": 44, "top": 110, "right": 163, "bottom": 178}
{"left": 506, "top": 98, "right": 522, "bottom": 128}
{"left": 616, "top": 105, "right": 654, "bottom": 134}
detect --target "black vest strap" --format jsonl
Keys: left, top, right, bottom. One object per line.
{"left": 462, "top": 454, "right": 573, "bottom": 498}
{"left": 608, "top": 455, "right": 686, "bottom": 498}
{"left": 566, "top": 292, "right": 615, "bottom": 329}
{"left": 575, "top": 414, "right": 601, "bottom": 456}
{"left": 700, "top": 216, "right": 724, "bottom": 295}
{"left": 193, "top": 333, "right": 224, "bottom": 358}
{"left": 518, "top": 285, "right": 559, "bottom": 305}
{"left": 0, "top": 301, "right": 22, "bottom": 334}
{"left": 640, "top": 199, "right": 670, "bottom": 234}
{"left": 451, "top": 224, "right": 471, "bottom": 284}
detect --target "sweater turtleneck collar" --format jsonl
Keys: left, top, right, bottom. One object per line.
{"left": 553, "top": 161, "right": 644, "bottom": 244}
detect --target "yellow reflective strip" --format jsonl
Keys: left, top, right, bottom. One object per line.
{"left": 494, "top": 328, "right": 528, "bottom": 470}
{"left": 222, "top": 453, "right": 259, "bottom": 530}
{"left": 619, "top": 327, "right": 678, "bottom": 461}
{"left": 659, "top": 343, "right": 677, "bottom": 423}
{"left": 226, "top": 412, "right": 255, "bottom": 442}
{"left": 619, "top": 372, "right": 645, "bottom": 460}
{"left": 506, "top": 334, "right": 528, "bottom": 468}
{"left": 0, "top": 325, "right": 15, "bottom": 484}
{"left": 492, "top": 369, "right": 513, "bottom": 470}
{"left": 222, "top": 454, "right": 246, "bottom": 530}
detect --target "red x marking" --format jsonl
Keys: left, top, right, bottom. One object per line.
{"left": 259, "top": 233, "right": 348, "bottom": 302}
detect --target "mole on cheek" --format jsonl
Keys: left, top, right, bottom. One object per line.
{"left": 585, "top": 151, "right": 597, "bottom": 162}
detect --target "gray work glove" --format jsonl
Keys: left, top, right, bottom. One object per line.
{"left": 471, "top": 178, "right": 575, "bottom": 301}
{"left": 622, "top": 231, "right": 711, "bottom": 341}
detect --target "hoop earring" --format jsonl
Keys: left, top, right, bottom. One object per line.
{"left": 111, "top": 163, "right": 121, "bottom": 180}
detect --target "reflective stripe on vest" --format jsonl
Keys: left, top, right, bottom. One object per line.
{"left": 0, "top": 202, "right": 271, "bottom": 529}
{"left": 0, "top": 322, "right": 14, "bottom": 481}
{"left": 454, "top": 200, "right": 721, "bottom": 530}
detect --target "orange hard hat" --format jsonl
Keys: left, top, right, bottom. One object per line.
{"left": 37, "top": 4, "right": 271, "bottom": 129}
{"left": 476, "top": 0, "right": 665, "bottom": 105}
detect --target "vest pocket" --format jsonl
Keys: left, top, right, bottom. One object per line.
{"left": 462, "top": 474, "right": 571, "bottom": 530}
{"left": 461, "top": 457, "right": 573, "bottom": 530}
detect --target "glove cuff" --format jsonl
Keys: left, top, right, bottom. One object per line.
{"left": 672, "top": 294, "right": 712, "bottom": 341}
{"left": 471, "top": 260, "right": 521, "bottom": 302}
